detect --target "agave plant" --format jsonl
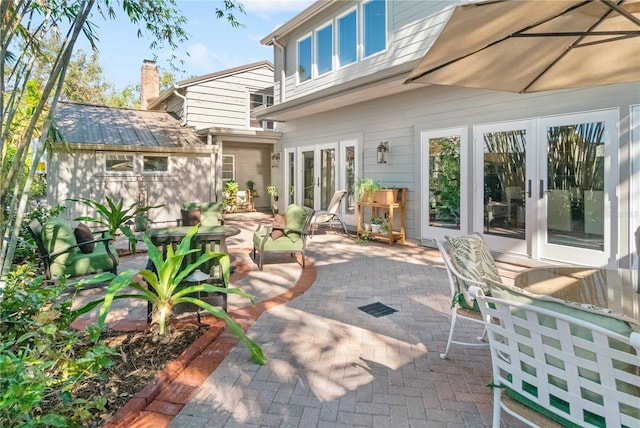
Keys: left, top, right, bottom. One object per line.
{"left": 68, "top": 196, "right": 163, "bottom": 249}
{"left": 78, "top": 225, "right": 266, "bottom": 364}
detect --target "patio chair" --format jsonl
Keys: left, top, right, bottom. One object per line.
{"left": 469, "top": 285, "right": 640, "bottom": 428}
{"left": 252, "top": 204, "right": 315, "bottom": 270}
{"left": 435, "top": 231, "right": 525, "bottom": 359}
{"left": 311, "top": 189, "right": 349, "bottom": 236}
{"left": 27, "top": 217, "right": 118, "bottom": 280}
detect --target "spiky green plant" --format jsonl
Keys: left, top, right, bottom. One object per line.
{"left": 77, "top": 225, "right": 266, "bottom": 364}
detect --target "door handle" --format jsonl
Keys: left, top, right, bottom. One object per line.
{"left": 539, "top": 179, "right": 549, "bottom": 199}
{"left": 527, "top": 180, "right": 532, "bottom": 198}
{"left": 316, "top": 177, "right": 319, "bottom": 187}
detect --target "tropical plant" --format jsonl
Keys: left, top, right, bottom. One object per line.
{"left": 80, "top": 225, "right": 266, "bottom": 364}
{"left": 267, "top": 185, "right": 278, "bottom": 197}
{"left": 68, "top": 196, "right": 162, "bottom": 244}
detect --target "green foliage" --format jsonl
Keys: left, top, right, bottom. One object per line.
{"left": 429, "top": 138, "right": 460, "bottom": 221}
{"left": 68, "top": 196, "right": 163, "bottom": 244}
{"left": 357, "top": 178, "right": 383, "bottom": 202}
{"left": 0, "top": 266, "right": 117, "bottom": 426}
{"left": 370, "top": 216, "right": 384, "bottom": 225}
{"left": 223, "top": 180, "right": 239, "bottom": 212}
{"left": 79, "top": 225, "right": 266, "bottom": 364}
{"left": 267, "top": 185, "right": 278, "bottom": 196}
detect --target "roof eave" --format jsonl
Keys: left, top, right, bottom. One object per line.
{"left": 261, "top": 1, "right": 337, "bottom": 45}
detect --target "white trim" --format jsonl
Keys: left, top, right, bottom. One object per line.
{"left": 630, "top": 104, "right": 640, "bottom": 270}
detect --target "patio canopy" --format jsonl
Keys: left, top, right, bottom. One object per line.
{"left": 405, "top": 0, "right": 640, "bottom": 93}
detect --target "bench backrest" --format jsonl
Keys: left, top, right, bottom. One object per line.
{"left": 470, "top": 286, "right": 640, "bottom": 428}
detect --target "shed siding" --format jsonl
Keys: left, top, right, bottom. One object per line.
{"left": 273, "top": 82, "right": 639, "bottom": 243}
{"left": 48, "top": 150, "right": 217, "bottom": 225}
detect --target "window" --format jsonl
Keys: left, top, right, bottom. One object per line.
{"left": 363, "top": 0, "right": 386, "bottom": 58}
{"left": 297, "top": 35, "right": 312, "bottom": 83}
{"left": 105, "top": 154, "right": 134, "bottom": 173}
{"left": 222, "top": 155, "right": 235, "bottom": 181}
{"left": 338, "top": 9, "right": 357, "bottom": 68}
{"left": 143, "top": 156, "right": 169, "bottom": 173}
{"left": 316, "top": 22, "right": 333, "bottom": 76}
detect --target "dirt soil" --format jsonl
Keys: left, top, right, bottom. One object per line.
{"left": 52, "top": 325, "right": 207, "bottom": 427}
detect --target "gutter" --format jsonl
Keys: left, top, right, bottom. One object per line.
{"left": 172, "top": 84, "right": 188, "bottom": 126}
{"left": 271, "top": 38, "right": 286, "bottom": 103}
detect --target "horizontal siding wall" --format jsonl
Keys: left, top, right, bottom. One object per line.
{"left": 48, "top": 150, "right": 216, "bottom": 225}
{"left": 276, "top": 82, "right": 639, "bottom": 243}
{"left": 276, "top": 0, "right": 454, "bottom": 103}
{"left": 223, "top": 142, "right": 273, "bottom": 210}
{"left": 185, "top": 66, "right": 273, "bottom": 130}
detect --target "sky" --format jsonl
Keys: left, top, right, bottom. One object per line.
{"left": 78, "top": 0, "right": 315, "bottom": 90}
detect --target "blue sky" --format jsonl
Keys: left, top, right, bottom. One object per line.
{"left": 79, "top": 0, "right": 314, "bottom": 89}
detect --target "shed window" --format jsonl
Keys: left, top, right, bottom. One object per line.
{"left": 363, "top": 0, "right": 386, "bottom": 58}
{"left": 105, "top": 154, "right": 134, "bottom": 173}
{"left": 143, "top": 156, "right": 169, "bottom": 173}
{"left": 222, "top": 155, "right": 235, "bottom": 181}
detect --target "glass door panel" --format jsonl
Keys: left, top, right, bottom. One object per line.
{"left": 319, "top": 146, "right": 336, "bottom": 210}
{"left": 421, "top": 127, "right": 468, "bottom": 242}
{"left": 539, "top": 110, "right": 616, "bottom": 266}
{"left": 475, "top": 121, "right": 532, "bottom": 256}
{"left": 341, "top": 142, "right": 358, "bottom": 225}
{"left": 285, "top": 149, "right": 296, "bottom": 206}
{"left": 301, "top": 148, "right": 315, "bottom": 208}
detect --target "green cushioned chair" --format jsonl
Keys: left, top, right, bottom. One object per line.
{"left": 27, "top": 217, "right": 119, "bottom": 280}
{"left": 182, "top": 201, "right": 224, "bottom": 227}
{"left": 252, "top": 204, "right": 314, "bottom": 271}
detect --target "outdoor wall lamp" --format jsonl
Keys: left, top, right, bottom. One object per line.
{"left": 271, "top": 152, "right": 281, "bottom": 168}
{"left": 377, "top": 141, "right": 389, "bottom": 164}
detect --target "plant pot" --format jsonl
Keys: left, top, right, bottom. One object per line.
{"left": 135, "top": 216, "right": 150, "bottom": 232}
{"left": 371, "top": 224, "right": 381, "bottom": 233}
{"left": 373, "top": 189, "right": 398, "bottom": 204}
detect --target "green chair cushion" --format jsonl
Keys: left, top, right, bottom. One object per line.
{"left": 183, "top": 202, "right": 224, "bottom": 226}
{"left": 253, "top": 230, "right": 304, "bottom": 252}
{"left": 284, "top": 204, "right": 308, "bottom": 242}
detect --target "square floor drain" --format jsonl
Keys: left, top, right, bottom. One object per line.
{"left": 358, "top": 302, "right": 398, "bottom": 318}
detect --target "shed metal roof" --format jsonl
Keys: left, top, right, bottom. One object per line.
{"left": 54, "top": 101, "right": 204, "bottom": 148}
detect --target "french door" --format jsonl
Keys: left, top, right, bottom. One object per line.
{"left": 472, "top": 110, "right": 617, "bottom": 267}
{"left": 298, "top": 143, "right": 338, "bottom": 212}
{"left": 538, "top": 110, "right": 617, "bottom": 267}
{"left": 421, "top": 127, "right": 469, "bottom": 242}
{"left": 293, "top": 140, "right": 357, "bottom": 225}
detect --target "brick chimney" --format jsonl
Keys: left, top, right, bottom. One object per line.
{"left": 140, "top": 59, "right": 159, "bottom": 110}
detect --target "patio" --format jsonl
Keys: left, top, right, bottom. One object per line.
{"left": 82, "top": 212, "right": 532, "bottom": 427}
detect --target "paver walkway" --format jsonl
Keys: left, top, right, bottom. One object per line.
{"left": 155, "top": 215, "right": 528, "bottom": 428}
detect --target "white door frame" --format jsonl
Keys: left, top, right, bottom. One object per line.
{"left": 420, "top": 126, "right": 469, "bottom": 243}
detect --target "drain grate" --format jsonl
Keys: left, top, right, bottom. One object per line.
{"left": 358, "top": 302, "right": 398, "bottom": 318}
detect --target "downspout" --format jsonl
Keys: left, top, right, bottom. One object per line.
{"left": 172, "top": 84, "right": 188, "bottom": 126}
{"left": 271, "top": 37, "right": 286, "bottom": 103}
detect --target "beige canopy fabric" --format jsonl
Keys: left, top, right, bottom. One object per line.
{"left": 405, "top": 0, "right": 640, "bottom": 93}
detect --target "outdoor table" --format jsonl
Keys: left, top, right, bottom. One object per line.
{"left": 143, "top": 225, "right": 241, "bottom": 322}
{"left": 514, "top": 266, "right": 639, "bottom": 320}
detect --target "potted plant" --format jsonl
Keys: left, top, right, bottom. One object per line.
{"left": 223, "top": 180, "right": 239, "bottom": 212}
{"left": 370, "top": 216, "right": 383, "bottom": 233}
{"left": 267, "top": 185, "right": 278, "bottom": 214}
{"left": 357, "top": 178, "right": 383, "bottom": 203}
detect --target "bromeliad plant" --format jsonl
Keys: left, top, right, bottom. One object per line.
{"left": 68, "top": 196, "right": 163, "bottom": 250}
{"left": 79, "top": 225, "right": 266, "bottom": 364}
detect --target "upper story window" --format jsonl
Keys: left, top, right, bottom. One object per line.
{"left": 316, "top": 22, "right": 333, "bottom": 76}
{"left": 293, "top": 1, "right": 386, "bottom": 86}
{"left": 337, "top": 9, "right": 357, "bottom": 68}
{"left": 363, "top": 0, "right": 386, "bottom": 58}
{"left": 297, "top": 35, "right": 312, "bottom": 83}
{"left": 250, "top": 93, "right": 274, "bottom": 130}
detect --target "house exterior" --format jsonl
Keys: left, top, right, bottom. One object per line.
{"left": 258, "top": 0, "right": 640, "bottom": 269}
{"left": 147, "top": 60, "right": 281, "bottom": 210}
{"left": 49, "top": 61, "right": 282, "bottom": 221}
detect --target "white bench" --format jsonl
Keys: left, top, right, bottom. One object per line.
{"left": 469, "top": 285, "right": 640, "bottom": 428}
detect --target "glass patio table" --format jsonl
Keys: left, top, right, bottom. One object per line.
{"left": 145, "top": 225, "right": 241, "bottom": 255}
{"left": 514, "top": 266, "right": 640, "bottom": 320}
